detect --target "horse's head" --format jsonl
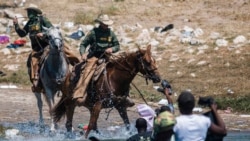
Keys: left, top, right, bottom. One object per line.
{"left": 43, "top": 26, "right": 63, "bottom": 51}
{"left": 136, "top": 45, "right": 161, "bottom": 83}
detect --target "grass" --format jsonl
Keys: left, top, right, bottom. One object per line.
{"left": 101, "top": 5, "right": 121, "bottom": 16}
{"left": 216, "top": 95, "right": 250, "bottom": 113}
{"left": 0, "top": 67, "right": 30, "bottom": 86}
{"left": 73, "top": 12, "right": 95, "bottom": 25}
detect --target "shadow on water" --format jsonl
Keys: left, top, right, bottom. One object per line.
{"left": 1, "top": 123, "right": 250, "bottom": 141}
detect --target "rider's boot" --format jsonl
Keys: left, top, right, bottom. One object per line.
{"left": 75, "top": 93, "right": 87, "bottom": 106}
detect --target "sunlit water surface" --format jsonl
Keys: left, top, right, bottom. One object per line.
{"left": 1, "top": 122, "right": 250, "bottom": 141}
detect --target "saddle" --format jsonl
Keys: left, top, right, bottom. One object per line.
{"left": 71, "top": 59, "right": 107, "bottom": 85}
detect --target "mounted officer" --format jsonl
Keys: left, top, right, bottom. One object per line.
{"left": 13, "top": 7, "right": 80, "bottom": 92}
{"left": 72, "top": 14, "right": 120, "bottom": 104}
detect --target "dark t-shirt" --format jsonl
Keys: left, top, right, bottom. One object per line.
{"left": 127, "top": 131, "right": 152, "bottom": 141}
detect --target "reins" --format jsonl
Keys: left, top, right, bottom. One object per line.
{"left": 109, "top": 53, "right": 150, "bottom": 105}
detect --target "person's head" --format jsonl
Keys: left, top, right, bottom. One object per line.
{"left": 160, "top": 105, "right": 171, "bottom": 113}
{"left": 177, "top": 91, "right": 195, "bottom": 115}
{"left": 153, "top": 111, "right": 175, "bottom": 141}
{"left": 95, "top": 14, "right": 113, "bottom": 30}
{"left": 135, "top": 117, "right": 147, "bottom": 133}
{"left": 25, "top": 7, "right": 42, "bottom": 19}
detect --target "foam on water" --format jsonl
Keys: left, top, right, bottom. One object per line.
{"left": 2, "top": 122, "right": 249, "bottom": 141}
{"left": 1, "top": 121, "right": 137, "bottom": 141}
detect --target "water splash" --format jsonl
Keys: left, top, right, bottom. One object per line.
{"left": 1, "top": 122, "right": 137, "bottom": 141}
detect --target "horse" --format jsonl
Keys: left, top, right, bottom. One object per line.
{"left": 52, "top": 44, "right": 161, "bottom": 138}
{"left": 29, "top": 26, "right": 70, "bottom": 132}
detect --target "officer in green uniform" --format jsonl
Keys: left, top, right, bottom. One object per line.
{"left": 13, "top": 7, "right": 80, "bottom": 92}
{"left": 73, "top": 14, "right": 120, "bottom": 103}
{"left": 14, "top": 7, "right": 51, "bottom": 52}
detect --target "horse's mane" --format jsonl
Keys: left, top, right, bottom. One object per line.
{"left": 109, "top": 49, "right": 146, "bottom": 65}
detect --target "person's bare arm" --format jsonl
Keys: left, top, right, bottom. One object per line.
{"left": 164, "top": 88, "right": 173, "bottom": 104}
{"left": 164, "top": 88, "right": 174, "bottom": 114}
{"left": 209, "top": 103, "right": 227, "bottom": 135}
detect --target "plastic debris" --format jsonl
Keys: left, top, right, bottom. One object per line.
{"left": 68, "top": 28, "right": 85, "bottom": 40}
{"left": 0, "top": 35, "right": 10, "bottom": 44}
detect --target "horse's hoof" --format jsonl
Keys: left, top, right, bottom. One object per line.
{"left": 65, "top": 131, "right": 76, "bottom": 139}
{"left": 49, "top": 130, "right": 56, "bottom": 137}
{"left": 39, "top": 126, "right": 45, "bottom": 133}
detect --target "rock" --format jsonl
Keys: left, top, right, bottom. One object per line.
{"left": 136, "top": 29, "right": 151, "bottom": 45}
{"left": 197, "top": 61, "right": 207, "bottom": 66}
{"left": 215, "top": 39, "right": 228, "bottom": 47}
{"left": 169, "top": 54, "right": 179, "bottom": 62}
{"left": 0, "top": 48, "right": 11, "bottom": 55}
{"left": 233, "top": 35, "right": 247, "bottom": 44}
{"left": 209, "top": 32, "right": 220, "bottom": 39}
{"left": 193, "top": 28, "right": 204, "bottom": 37}
{"left": 3, "top": 64, "right": 20, "bottom": 71}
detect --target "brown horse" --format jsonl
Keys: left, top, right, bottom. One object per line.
{"left": 52, "top": 45, "right": 161, "bottom": 138}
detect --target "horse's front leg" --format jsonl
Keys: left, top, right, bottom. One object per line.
{"left": 116, "top": 106, "right": 130, "bottom": 130}
{"left": 85, "top": 101, "right": 102, "bottom": 138}
{"left": 45, "top": 91, "right": 58, "bottom": 132}
{"left": 34, "top": 92, "right": 44, "bottom": 126}
{"left": 65, "top": 99, "right": 76, "bottom": 132}
{"left": 63, "top": 98, "right": 76, "bottom": 138}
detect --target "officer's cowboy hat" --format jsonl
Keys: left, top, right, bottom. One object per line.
{"left": 25, "top": 7, "right": 42, "bottom": 14}
{"left": 95, "top": 14, "right": 113, "bottom": 26}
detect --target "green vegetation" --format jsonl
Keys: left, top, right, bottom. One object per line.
{"left": 102, "top": 5, "right": 121, "bottom": 15}
{"left": 73, "top": 12, "right": 95, "bottom": 25}
{"left": 0, "top": 69, "right": 30, "bottom": 86}
{"left": 216, "top": 95, "right": 250, "bottom": 113}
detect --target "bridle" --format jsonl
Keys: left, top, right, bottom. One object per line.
{"left": 110, "top": 51, "right": 158, "bottom": 82}
{"left": 135, "top": 51, "right": 158, "bottom": 83}
{"left": 47, "top": 32, "right": 64, "bottom": 53}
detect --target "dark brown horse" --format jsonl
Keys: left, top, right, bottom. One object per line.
{"left": 52, "top": 45, "right": 161, "bottom": 138}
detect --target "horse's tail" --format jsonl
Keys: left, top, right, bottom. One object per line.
{"left": 52, "top": 96, "right": 67, "bottom": 122}
{"left": 53, "top": 72, "right": 74, "bottom": 122}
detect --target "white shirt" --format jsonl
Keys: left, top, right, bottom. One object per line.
{"left": 173, "top": 114, "right": 211, "bottom": 141}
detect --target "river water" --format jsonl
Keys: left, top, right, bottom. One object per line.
{"left": 0, "top": 88, "right": 250, "bottom": 141}
{"left": 1, "top": 122, "right": 250, "bottom": 141}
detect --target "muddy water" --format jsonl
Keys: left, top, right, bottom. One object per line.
{"left": 0, "top": 87, "right": 250, "bottom": 140}
{"left": 0, "top": 87, "right": 139, "bottom": 140}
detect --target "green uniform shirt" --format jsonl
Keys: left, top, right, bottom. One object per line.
{"left": 79, "top": 27, "right": 120, "bottom": 58}
{"left": 14, "top": 16, "right": 53, "bottom": 52}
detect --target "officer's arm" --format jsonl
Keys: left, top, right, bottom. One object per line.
{"left": 14, "top": 21, "right": 29, "bottom": 37}
{"left": 79, "top": 31, "right": 93, "bottom": 56}
{"left": 110, "top": 31, "right": 120, "bottom": 53}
